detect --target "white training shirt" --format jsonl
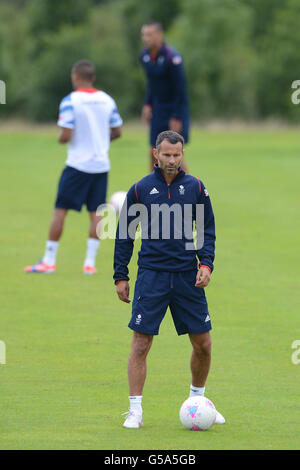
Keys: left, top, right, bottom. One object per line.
{"left": 57, "top": 88, "right": 123, "bottom": 174}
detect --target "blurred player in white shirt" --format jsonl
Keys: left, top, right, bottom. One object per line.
{"left": 25, "top": 60, "right": 122, "bottom": 274}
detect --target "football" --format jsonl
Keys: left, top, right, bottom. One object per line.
{"left": 109, "top": 191, "right": 126, "bottom": 214}
{"left": 179, "top": 396, "right": 216, "bottom": 431}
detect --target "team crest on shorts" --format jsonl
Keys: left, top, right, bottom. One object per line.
{"left": 135, "top": 314, "right": 142, "bottom": 325}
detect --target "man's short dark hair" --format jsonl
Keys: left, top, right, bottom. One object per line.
{"left": 156, "top": 131, "right": 184, "bottom": 153}
{"left": 142, "top": 21, "right": 163, "bottom": 32}
{"left": 72, "top": 60, "right": 96, "bottom": 82}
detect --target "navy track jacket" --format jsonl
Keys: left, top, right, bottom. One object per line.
{"left": 140, "top": 43, "right": 189, "bottom": 120}
{"left": 113, "top": 166, "right": 215, "bottom": 282}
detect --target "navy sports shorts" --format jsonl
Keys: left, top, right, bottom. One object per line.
{"left": 129, "top": 268, "right": 211, "bottom": 336}
{"left": 55, "top": 166, "right": 108, "bottom": 212}
{"left": 150, "top": 106, "right": 189, "bottom": 147}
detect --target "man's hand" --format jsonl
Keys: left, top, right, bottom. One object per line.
{"left": 58, "top": 127, "right": 72, "bottom": 144}
{"left": 116, "top": 280, "right": 131, "bottom": 303}
{"left": 141, "top": 104, "right": 152, "bottom": 124}
{"left": 169, "top": 118, "right": 182, "bottom": 134}
{"left": 195, "top": 266, "right": 211, "bottom": 288}
{"left": 110, "top": 126, "right": 122, "bottom": 141}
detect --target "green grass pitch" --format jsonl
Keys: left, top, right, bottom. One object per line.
{"left": 0, "top": 125, "right": 299, "bottom": 450}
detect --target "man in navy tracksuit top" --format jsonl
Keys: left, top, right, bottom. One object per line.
{"left": 140, "top": 22, "right": 189, "bottom": 171}
{"left": 113, "top": 131, "right": 225, "bottom": 428}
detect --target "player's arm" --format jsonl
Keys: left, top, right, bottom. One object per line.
{"left": 168, "top": 54, "right": 187, "bottom": 128}
{"left": 195, "top": 265, "right": 211, "bottom": 288}
{"left": 169, "top": 117, "right": 182, "bottom": 134}
{"left": 115, "top": 280, "right": 130, "bottom": 303}
{"left": 113, "top": 184, "right": 139, "bottom": 303}
{"left": 57, "top": 95, "right": 74, "bottom": 143}
{"left": 144, "top": 78, "right": 153, "bottom": 107}
{"left": 58, "top": 127, "right": 72, "bottom": 144}
{"left": 109, "top": 102, "right": 123, "bottom": 141}
{"left": 195, "top": 181, "right": 216, "bottom": 288}
{"left": 110, "top": 126, "right": 122, "bottom": 141}
{"left": 141, "top": 79, "right": 153, "bottom": 124}
{"left": 141, "top": 103, "right": 152, "bottom": 124}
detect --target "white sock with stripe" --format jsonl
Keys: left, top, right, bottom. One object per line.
{"left": 129, "top": 396, "right": 143, "bottom": 414}
{"left": 43, "top": 240, "right": 59, "bottom": 266}
{"left": 189, "top": 385, "right": 205, "bottom": 397}
{"left": 84, "top": 238, "right": 100, "bottom": 268}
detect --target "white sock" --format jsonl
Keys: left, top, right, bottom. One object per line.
{"left": 129, "top": 396, "right": 143, "bottom": 414}
{"left": 43, "top": 240, "right": 59, "bottom": 266}
{"left": 84, "top": 238, "right": 100, "bottom": 268}
{"left": 189, "top": 385, "right": 205, "bottom": 397}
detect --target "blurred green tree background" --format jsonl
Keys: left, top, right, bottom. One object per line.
{"left": 0, "top": 0, "right": 299, "bottom": 122}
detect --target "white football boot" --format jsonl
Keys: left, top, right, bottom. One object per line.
{"left": 214, "top": 410, "right": 226, "bottom": 424}
{"left": 122, "top": 410, "right": 143, "bottom": 429}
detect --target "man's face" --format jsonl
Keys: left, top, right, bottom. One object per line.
{"left": 141, "top": 25, "right": 163, "bottom": 50}
{"left": 154, "top": 140, "right": 184, "bottom": 176}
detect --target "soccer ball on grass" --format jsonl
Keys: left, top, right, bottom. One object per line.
{"left": 179, "top": 396, "right": 216, "bottom": 431}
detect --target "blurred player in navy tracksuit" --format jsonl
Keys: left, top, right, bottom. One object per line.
{"left": 140, "top": 22, "right": 190, "bottom": 172}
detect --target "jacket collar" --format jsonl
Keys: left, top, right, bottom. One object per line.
{"left": 153, "top": 165, "right": 185, "bottom": 184}
{"left": 147, "top": 42, "right": 167, "bottom": 60}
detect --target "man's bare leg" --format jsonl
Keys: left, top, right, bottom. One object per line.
{"left": 188, "top": 331, "right": 225, "bottom": 424}
{"left": 24, "top": 208, "right": 68, "bottom": 272}
{"left": 123, "top": 331, "right": 153, "bottom": 427}
{"left": 189, "top": 332, "right": 212, "bottom": 388}
{"left": 89, "top": 211, "right": 101, "bottom": 239}
{"left": 48, "top": 208, "right": 68, "bottom": 241}
{"left": 128, "top": 331, "right": 153, "bottom": 396}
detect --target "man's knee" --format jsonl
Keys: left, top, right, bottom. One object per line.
{"left": 53, "top": 208, "right": 68, "bottom": 222}
{"left": 131, "top": 332, "right": 153, "bottom": 358}
{"left": 190, "top": 333, "right": 212, "bottom": 356}
{"left": 89, "top": 211, "right": 101, "bottom": 238}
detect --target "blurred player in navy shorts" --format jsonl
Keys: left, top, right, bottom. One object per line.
{"left": 140, "top": 22, "right": 190, "bottom": 172}
{"left": 25, "top": 60, "right": 122, "bottom": 275}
